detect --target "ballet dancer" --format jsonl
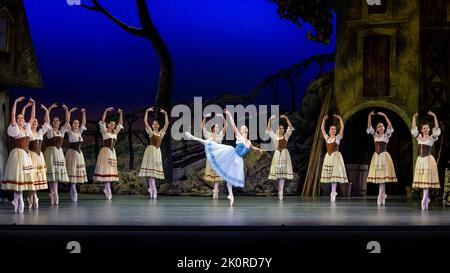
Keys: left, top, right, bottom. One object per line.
{"left": 1, "top": 97, "right": 35, "bottom": 213}
{"left": 366, "top": 111, "right": 397, "bottom": 206}
{"left": 319, "top": 114, "right": 349, "bottom": 203}
{"left": 44, "top": 103, "right": 70, "bottom": 205}
{"left": 201, "top": 113, "right": 227, "bottom": 199}
{"left": 93, "top": 107, "right": 123, "bottom": 200}
{"left": 138, "top": 107, "right": 169, "bottom": 199}
{"left": 26, "top": 101, "right": 53, "bottom": 209}
{"left": 184, "top": 109, "right": 262, "bottom": 206}
{"left": 266, "top": 114, "right": 294, "bottom": 201}
{"left": 64, "top": 107, "right": 88, "bottom": 202}
{"left": 411, "top": 111, "right": 441, "bottom": 210}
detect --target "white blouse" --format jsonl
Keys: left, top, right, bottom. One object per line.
{"left": 203, "top": 128, "right": 224, "bottom": 143}
{"left": 145, "top": 127, "right": 165, "bottom": 138}
{"left": 324, "top": 133, "right": 343, "bottom": 145}
{"left": 367, "top": 126, "right": 393, "bottom": 143}
{"left": 411, "top": 126, "right": 441, "bottom": 146}
{"left": 46, "top": 126, "right": 67, "bottom": 139}
{"left": 30, "top": 123, "right": 51, "bottom": 141}
{"left": 7, "top": 123, "right": 32, "bottom": 139}
{"left": 67, "top": 125, "right": 87, "bottom": 143}
{"left": 266, "top": 127, "right": 294, "bottom": 149}
{"left": 99, "top": 121, "right": 123, "bottom": 140}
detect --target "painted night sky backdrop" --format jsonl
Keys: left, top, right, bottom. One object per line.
{"left": 13, "top": 0, "right": 336, "bottom": 120}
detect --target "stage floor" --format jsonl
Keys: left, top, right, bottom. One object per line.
{"left": 1, "top": 194, "right": 450, "bottom": 226}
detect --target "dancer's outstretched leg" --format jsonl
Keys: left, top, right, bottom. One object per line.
{"left": 278, "top": 179, "right": 285, "bottom": 201}
{"left": 226, "top": 182, "right": 234, "bottom": 206}
{"left": 422, "top": 188, "right": 430, "bottom": 210}
{"left": 184, "top": 132, "right": 206, "bottom": 145}
{"left": 330, "top": 183, "right": 338, "bottom": 203}
{"left": 49, "top": 182, "right": 55, "bottom": 205}
{"left": 53, "top": 182, "right": 59, "bottom": 205}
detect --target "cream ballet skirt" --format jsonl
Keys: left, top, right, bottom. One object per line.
{"left": 30, "top": 150, "right": 48, "bottom": 190}
{"left": 139, "top": 145, "right": 165, "bottom": 179}
{"left": 93, "top": 147, "right": 119, "bottom": 182}
{"left": 1, "top": 148, "right": 35, "bottom": 191}
{"left": 367, "top": 152, "right": 397, "bottom": 184}
{"left": 44, "top": 146, "right": 69, "bottom": 182}
{"left": 268, "top": 149, "right": 294, "bottom": 180}
{"left": 412, "top": 155, "right": 440, "bottom": 189}
{"left": 320, "top": 151, "right": 349, "bottom": 184}
{"left": 65, "top": 149, "right": 88, "bottom": 183}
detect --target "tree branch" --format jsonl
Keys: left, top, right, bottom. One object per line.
{"left": 81, "top": 0, "right": 145, "bottom": 36}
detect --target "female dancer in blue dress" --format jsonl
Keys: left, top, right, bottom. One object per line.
{"left": 184, "top": 109, "right": 262, "bottom": 206}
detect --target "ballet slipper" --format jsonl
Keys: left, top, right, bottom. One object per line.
{"left": 70, "top": 190, "right": 78, "bottom": 202}
{"left": 227, "top": 195, "right": 234, "bottom": 207}
{"left": 330, "top": 192, "right": 338, "bottom": 203}
{"left": 278, "top": 191, "right": 283, "bottom": 201}
{"left": 382, "top": 194, "right": 387, "bottom": 206}
{"left": 55, "top": 193, "right": 59, "bottom": 205}
{"left": 18, "top": 198, "right": 24, "bottom": 214}
{"left": 27, "top": 196, "right": 33, "bottom": 209}
{"left": 103, "top": 189, "right": 109, "bottom": 200}
{"left": 147, "top": 188, "right": 153, "bottom": 199}
{"left": 212, "top": 189, "right": 218, "bottom": 200}
{"left": 33, "top": 194, "right": 39, "bottom": 209}
{"left": 12, "top": 200, "right": 18, "bottom": 213}
{"left": 152, "top": 189, "right": 157, "bottom": 199}
{"left": 425, "top": 198, "right": 431, "bottom": 210}
{"left": 49, "top": 193, "right": 55, "bottom": 205}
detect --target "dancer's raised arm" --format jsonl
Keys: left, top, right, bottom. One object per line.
{"left": 11, "top": 96, "right": 25, "bottom": 126}
{"left": 428, "top": 111, "right": 439, "bottom": 129}
{"left": 144, "top": 107, "right": 153, "bottom": 129}
{"left": 29, "top": 98, "right": 36, "bottom": 123}
{"left": 81, "top": 108, "right": 86, "bottom": 128}
{"left": 218, "top": 114, "right": 227, "bottom": 134}
{"left": 201, "top": 113, "right": 211, "bottom": 136}
{"left": 334, "top": 114, "right": 344, "bottom": 137}
{"left": 321, "top": 115, "right": 328, "bottom": 139}
{"left": 102, "top": 107, "right": 114, "bottom": 122}
{"left": 160, "top": 108, "right": 169, "bottom": 134}
{"left": 281, "top": 114, "right": 293, "bottom": 130}
{"left": 267, "top": 115, "right": 275, "bottom": 133}
{"left": 20, "top": 99, "right": 33, "bottom": 123}
{"left": 412, "top": 113, "right": 418, "bottom": 129}
{"left": 367, "top": 111, "right": 375, "bottom": 129}
{"left": 41, "top": 104, "right": 51, "bottom": 125}
{"left": 378, "top": 112, "right": 393, "bottom": 129}
{"left": 224, "top": 109, "right": 242, "bottom": 138}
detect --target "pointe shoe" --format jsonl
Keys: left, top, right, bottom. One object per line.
{"left": 33, "top": 195, "right": 39, "bottom": 209}
{"left": 377, "top": 196, "right": 382, "bottom": 206}
{"left": 421, "top": 198, "right": 426, "bottom": 210}
{"left": 103, "top": 189, "right": 109, "bottom": 200}
{"left": 70, "top": 190, "right": 78, "bottom": 202}
{"left": 55, "top": 193, "right": 59, "bottom": 205}
{"left": 227, "top": 195, "right": 234, "bottom": 206}
{"left": 330, "top": 192, "right": 337, "bottom": 203}
{"left": 49, "top": 193, "right": 55, "bottom": 205}
{"left": 278, "top": 191, "right": 284, "bottom": 201}
{"left": 27, "top": 196, "right": 33, "bottom": 209}
{"left": 212, "top": 189, "right": 218, "bottom": 200}
{"left": 12, "top": 200, "right": 18, "bottom": 213}
{"left": 381, "top": 194, "right": 387, "bottom": 206}
{"left": 18, "top": 198, "right": 24, "bottom": 214}
{"left": 425, "top": 198, "right": 430, "bottom": 210}
{"left": 148, "top": 189, "right": 153, "bottom": 199}
{"left": 153, "top": 190, "right": 157, "bottom": 199}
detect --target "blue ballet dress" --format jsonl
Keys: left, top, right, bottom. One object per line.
{"left": 205, "top": 138, "right": 251, "bottom": 187}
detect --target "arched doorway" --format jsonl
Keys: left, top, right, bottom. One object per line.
{"left": 340, "top": 107, "right": 413, "bottom": 196}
